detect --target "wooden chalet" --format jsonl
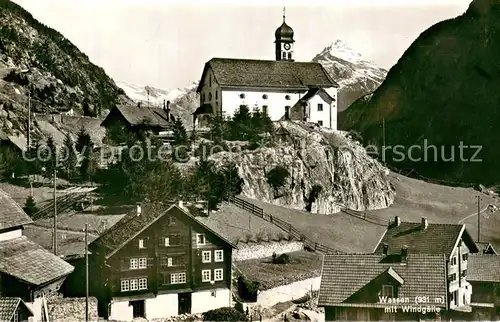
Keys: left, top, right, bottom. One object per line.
{"left": 0, "top": 188, "right": 74, "bottom": 321}
{"left": 88, "top": 201, "right": 236, "bottom": 321}
{"left": 373, "top": 216, "right": 478, "bottom": 312}
{"left": 101, "top": 101, "right": 176, "bottom": 141}
{"left": 318, "top": 252, "right": 449, "bottom": 321}
{"left": 0, "top": 297, "right": 33, "bottom": 322}
{"left": 467, "top": 254, "right": 500, "bottom": 320}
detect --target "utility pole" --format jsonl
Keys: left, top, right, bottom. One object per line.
{"left": 85, "top": 223, "right": 89, "bottom": 322}
{"left": 477, "top": 195, "right": 481, "bottom": 242}
{"left": 382, "top": 117, "right": 386, "bottom": 165}
{"left": 53, "top": 167, "right": 57, "bottom": 255}
{"left": 27, "top": 91, "right": 31, "bottom": 148}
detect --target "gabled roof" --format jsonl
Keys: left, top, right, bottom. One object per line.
{"left": 197, "top": 58, "right": 339, "bottom": 92}
{"left": 89, "top": 203, "right": 237, "bottom": 259}
{"left": 373, "top": 221, "right": 478, "bottom": 257}
{"left": 0, "top": 188, "right": 33, "bottom": 231}
{"left": 0, "top": 236, "right": 74, "bottom": 286}
{"left": 468, "top": 254, "right": 500, "bottom": 283}
{"left": 318, "top": 253, "right": 447, "bottom": 308}
{"left": 0, "top": 297, "right": 32, "bottom": 322}
{"left": 475, "top": 242, "right": 497, "bottom": 254}
{"left": 102, "top": 105, "right": 175, "bottom": 128}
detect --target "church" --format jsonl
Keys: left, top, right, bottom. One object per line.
{"left": 193, "top": 10, "right": 339, "bottom": 130}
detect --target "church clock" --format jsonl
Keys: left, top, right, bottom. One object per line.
{"left": 283, "top": 43, "right": 291, "bottom": 50}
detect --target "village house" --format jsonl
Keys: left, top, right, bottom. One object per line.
{"left": 194, "top": 11, "right": 339, "bottom": 130}
{"left": 101, "top": 101, "right": 175, "bottom": 143}
{"left": 372, "top": 216, "right": 479, "bottom": 311}
{"left": 475, "top": 241, "right": 497, "bottom": 254}
{"left": 0, "top": 188, "right": 74, "bottom": 322}
{"left": 466, "top": 254, "right": 500, "bottom": 320}
{"left": 0, "top": 297, "right": 33, "bottom": 322}
{"left": 88, "top": 201, "right": 236, "bottom": 321}
{"left": 317, "top": 252, "right": 449, "bottom": 321}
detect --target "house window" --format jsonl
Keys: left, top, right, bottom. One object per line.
{"left": 202, "top": 269, "right": 211, "bottom": 282}
{"left": 167, "top": 257, "right": 173, "bottom": 267}
{"left": 164, "top": 237, "right": 170, "bottom": 246}
{"left": 171, "top": 272, "right": 187, "bottom": 284}
{"left": 262, "top": 105, "right": 268, "bottom": 115}
{"left": 197, "top": 233, "right": 206, "bottom": 246}
{"left": 318, "top": 120, "right": 323, "bottom": 126}
{"left": 381, "top": 285, "right": 394, "bottom": 297}
{"left": 138, "top": 239, "right": 144, "bottom": 249}
{"left": 239, "top": 93, "right": 245, "bottom": 99}
{"left": 450, "top": 291, "right": 454, "bottom": 302}
{"left": 214, "top": 268, "right": 224, "bottom": 281}
{"left": 449, "top": 273, "right": 457, "bottom": 282}
{"left": 262, "top": 94, "right": 268, "bottom": 100}
{"left": 139, "top": 278, "right": 147, "bottom": 290}
{"left": 462, "top": 253, "right": 468, "bottom": 261}
{"left": 121, "top": 280, "right": 130, "bottom": 292}
{"left": 452, "top": 256, "right": 457, "bottom": 265}
{"left": 168, "top": 216, "right": 176, "bottom": 226}
{"left": 461, "top": 270, "right": 467, "bottom": 278}
{"left": 139, "top": 258, "right": 147, "bottom": 269}
{"left": 211, "top": 290, "right": 217, "bottom": 297}
{"left": 317, "top": 103, "right": 323, "bottom": 111}
{"left": 130, "top": 258, "right": 138, "bottom": 270}
{"left": 215, "top": 250, "right": 224, "bottom": 262}
{"left": 202, "top": 251, "right": 211, "bottom": 263}
{"left": 285, "top": 95, "right": 291, "bottom": 100}
{"left": 130, "top": 279, "right": 138, "bottom": 291}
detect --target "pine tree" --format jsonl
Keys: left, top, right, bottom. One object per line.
{"left": 60, "top": 133, "right": 77, "bottom": 180}
{"left": 76, "top": 126, "right": 93, "bottom": 154}
{"left": 172, "top": 119, "right": 189, "bottom": 162}
{"left": 23, "top": 195, "right": 38, "bottom": 217}
{"left": 42, "top": 136, "right": 57, "bottom": 178}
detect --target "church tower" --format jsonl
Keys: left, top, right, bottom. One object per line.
{"left": 275, "top": 7, "right": 294, "bottom": 61}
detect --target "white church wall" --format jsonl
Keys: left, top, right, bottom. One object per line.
{"left": 308, "top": 88, "right": 338, "bottom": 130}
{"left": 220, "top": 89, "right": 304, "bottom": 121}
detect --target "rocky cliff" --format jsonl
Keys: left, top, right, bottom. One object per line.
{"left": 0, "top": 0, "right": 130, "bottom": 138}
{"left": 210, "top": 122, "right": 394, "bottom": 213}
{"left": 341, "top": 0, "right": 500, "bottom": 185}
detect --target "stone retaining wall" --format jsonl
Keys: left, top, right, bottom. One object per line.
{"left": 232, "top": 241, "right": 304, "bottom": 261}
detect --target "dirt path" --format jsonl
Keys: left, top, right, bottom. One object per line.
{"left": 458, "top": 206, "right": 492, "bottom": 224}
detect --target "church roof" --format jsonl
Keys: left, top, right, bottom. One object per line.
{"left": 275, "top": 21, "right": 294, "bottom": 41}
{"left": 197, "top": 58, "right": 339, "bottom": 92}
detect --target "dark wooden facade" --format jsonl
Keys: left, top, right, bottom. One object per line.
{"left": 90, "top": 206, "right": 233, "bottom": 318}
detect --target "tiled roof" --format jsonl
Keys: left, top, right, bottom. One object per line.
{"left": 373, "top": 222, "right": 477, "bottom": 256}
{"left": 198, "top": 58, "right": 339, "bottom": 91}
{"left": 89, "top": 203, "right": 236, "bottom": 259}
{"left": 104, "top": 105, "right": 175, "bottom": 128}
{"left": 0, "top": 236, "right": 74, "bottom": 286}
{"left": 0, "top": 188, "right": 33, "bottom": 231}
{"left": 318, "top": 254, "right": 447, "bottom": 307}
{"left": 475, "top": 242, "right": 497, "bottom": 254}
{"left": 0, "top": 297, "right": 20, "bottom": 322}
{"left": 468, "top": 254, "right": 500, "bottom": 282}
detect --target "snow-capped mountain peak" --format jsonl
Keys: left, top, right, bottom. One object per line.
{"left": 116, "top": 81, "right": 198, "bottom": 106}
{"left": 320, "top": 39, "right": 364, "bottom": 63}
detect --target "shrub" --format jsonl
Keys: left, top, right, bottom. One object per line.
{"left": 234, "top": 300, "right": 244, "bottom": 313}
{"left": 23, "top": 196, "right": 38, "bottom": 216}
{"left": 266, "top": 165, "right": 290, "bottom": 193}
{"left": 202, "top": 307, "right": 247, "bottom": 322}
{"left": 273, "top": 253, "right": 291, "bottom": 264}
{"left": 237, "top": 276, "right": 260, "bottom": 302}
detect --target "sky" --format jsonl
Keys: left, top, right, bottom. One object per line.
{"left": 14, "top": 0, "right": 472, "bottom": 90}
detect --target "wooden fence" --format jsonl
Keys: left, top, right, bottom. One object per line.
{"left": 228, "top": 196, "right": 342, "bottom": 254}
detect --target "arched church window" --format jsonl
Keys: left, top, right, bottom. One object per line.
{"left": 202, "top": 93, "right": 205, "bottom": 102}
{"left": 215, "top": 90, "right": 218, "bottom": 100}
{"left": 285, "top": 95, "right": 291, "bottom": 100}
{"left": 240, "top": 93, "right": 246, "bottom": 99}
{"left": 209, "top": 92, "right": 212, "bottom": 101}
{"left": 288, "top": 52, "right": 292, "bottom": 59}
{"left": 282, "top": 52, "right": 286, "bottom": 59}
{"left": 262, "top": 94, "right": 268, "bottom": 100}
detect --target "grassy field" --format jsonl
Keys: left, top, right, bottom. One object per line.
{"left": 240, "top": 172, "right": 500, "bottom": 253}
{"left": 235, "top": 251, "right": 323, "bottom": 290}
